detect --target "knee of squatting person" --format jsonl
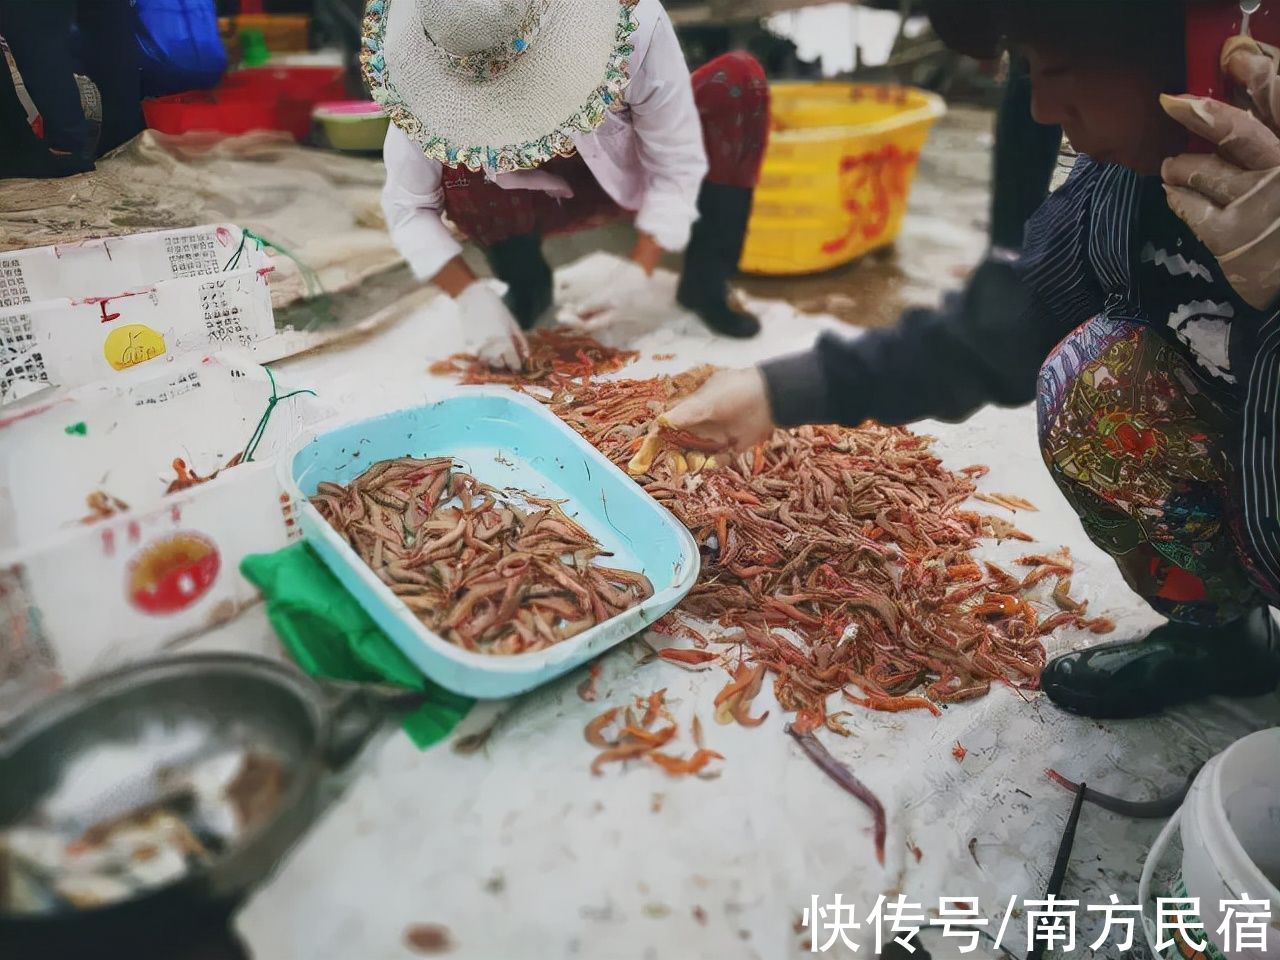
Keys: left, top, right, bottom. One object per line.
{"left": 372, "top": 0, "right": 771, "bottom": 374}
{"left": 662, "top": 0, "right": 1280, "bottom": 719}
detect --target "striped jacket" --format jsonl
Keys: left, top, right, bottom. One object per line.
{"left": 763, "top": 156, "right": 1280, "bottom": 604}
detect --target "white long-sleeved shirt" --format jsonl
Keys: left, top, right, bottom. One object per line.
{"left": 380, "top": 0, "right": 709, "bottom": 281}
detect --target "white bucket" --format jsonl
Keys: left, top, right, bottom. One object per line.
{"left": 1139, "top": 727, "right": 1280, "bottom": 959}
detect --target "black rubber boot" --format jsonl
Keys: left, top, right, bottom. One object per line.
{"left": 677, "top": 181, "right": 761, "bottom": 339}
{"left": 483, "top": 233, "right": 553, "bottom": 330}
{"left": 1041, "top": 607, "right": 1280, "bottom": 719}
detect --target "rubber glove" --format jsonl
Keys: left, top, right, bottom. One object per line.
{"left": 662, "top": 368, "right": 777, "bottom": 452}
{"left": 456, "top": 282, "right": 528, "bottom": 370}
{"left": 557, "top": 259, "right": 657, "bottom": 331}
{"left": 1160, "top": 36, "right": 1280, "bottom": 309}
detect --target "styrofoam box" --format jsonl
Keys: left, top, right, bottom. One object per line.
{"left": 0, "top": 461, "right": 299, "bottom": 684}
{"left": 0, "top": 353, "right": 330, "bottom": 683}
{"left": 0, "top": 351, "right": 328, "bottom": 550}
{"left": 0, "top": 224, "right": 275, "bottom": 404}
{"left": 0, "top": 224, "right": 269, "bottom": 306}
{"left": 1, "top": 267, "right": 275, "bottom": 403}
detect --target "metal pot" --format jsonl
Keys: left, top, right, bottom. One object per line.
{"left": 0, "top": 652, "right": 425, "bottom": 959}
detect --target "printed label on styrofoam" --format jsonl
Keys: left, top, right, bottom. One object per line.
{"left": 2, "top": 462, "right": 292, "bottom": 683}
{"left": 0, "top": 266, "right": 274, "bottom": 399}
{"left": 130, "top": 367, "right": 204, "bottom": 407}
{"left": 126, "top": 530, "right": 222, "bottom": 615}
{"left": 103, "top": 323, "right": 168, "bottom": 371}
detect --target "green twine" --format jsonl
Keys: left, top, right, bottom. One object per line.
{"left": 221, "top": 228, "right": 261, "bottom": 272}
{"left": 242, "top": 366, "right": 317, "bottom": 464}
{"left": 224, "top": 227, "right": 337, "bottom": 329}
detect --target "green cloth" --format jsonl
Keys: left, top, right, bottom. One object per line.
{"left": 240, "top": 542, "right": 473, "bottom": 749}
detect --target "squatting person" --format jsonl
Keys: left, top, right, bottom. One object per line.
{"left": 664, "top": 0, "right": 1280, "bottom": 718}
{"left": 367, "top": 0, "right": 771, "bottom": 371}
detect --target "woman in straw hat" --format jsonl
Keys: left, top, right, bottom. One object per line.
{"left": 365, "top": 0, "right": 771, "bottom": 370}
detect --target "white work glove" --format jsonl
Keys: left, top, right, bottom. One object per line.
{"left": 1160, "top": 36, "right": 1280, "bottom": 310}
{"left": 557, "top": 259, "right": 656, "bottom": 332}
{"left": 456, "top": 282, "right": 528, "bottom": 370}
{"left": 662, "top": 368, "right": 777, "bottom": 452}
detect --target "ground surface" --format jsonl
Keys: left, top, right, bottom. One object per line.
{"left": 8, "top": 107, "right": 1276, "bottom": 960}
{"left": 179, "top": 251, "right": 1280, "bottom": 960}
{"left": 531, "top": 106, "right": 995, "bottom": 332}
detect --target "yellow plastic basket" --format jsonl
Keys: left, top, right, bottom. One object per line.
{"left": 740, "top": 82, "right": 946, "bottom": 276}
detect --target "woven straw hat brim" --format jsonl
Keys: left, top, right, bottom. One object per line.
{"left": 364, "top": 0, "right": 638, "bottom": 172}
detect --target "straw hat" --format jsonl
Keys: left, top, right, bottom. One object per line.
{"left": 362, "top": 0, "right": 640, "bottom": 172}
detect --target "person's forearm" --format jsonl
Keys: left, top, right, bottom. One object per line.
{"left": 432, "top": 256, "right": 478, "bottom": 298}
{"left": 761, "top": 256, "right": 1067, "bottom": 429}
{"left": 631, "top": 231, "right": 662, "bottom": 275}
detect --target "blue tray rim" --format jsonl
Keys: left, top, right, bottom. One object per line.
{"left": 277, "top": 386, "right": 701, "bottom": 678}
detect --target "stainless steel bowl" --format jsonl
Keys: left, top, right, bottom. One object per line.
{"left": 0, "top": 652, "right": 424, "bottom": 958}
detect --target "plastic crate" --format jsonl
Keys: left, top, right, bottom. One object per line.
{"left": 221, "top": 65, "right": 346, "bottom": 140}
{"left": 143, "top": 66, "right": 345, "bottom": 140}
{"left": 143, "top": 88, "right": 277, "bottom": 136}
{"left": 740, "top": 82, "right": 945, "bottom": 276}
{"left": 219, "top": 13, "right": 310, "bottom": 61}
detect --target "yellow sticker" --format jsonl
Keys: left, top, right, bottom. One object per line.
{"left": 103, "top": 324, "right": 166, "bottom": 371}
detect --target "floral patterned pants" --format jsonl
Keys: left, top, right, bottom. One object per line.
{"left": 1038, "top": 317, "right": 1265, "bottom": 627}
{"left": 439, "top": 52, "right": 770, "bottom": 248}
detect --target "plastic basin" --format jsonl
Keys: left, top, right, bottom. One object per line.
{"left": 740, "top": 81, "right": 946, "bottom": 276}
{"left": 281, "top": 388, "right": 700, "bottom": 699}
{"left": 313, "top": 100, "right": 389, "bottom": 152}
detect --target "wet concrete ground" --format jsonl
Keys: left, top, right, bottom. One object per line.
{"left": 539, "top": 104, "right": 997, "bottom": 330}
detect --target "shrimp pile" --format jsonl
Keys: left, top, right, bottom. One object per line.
{"left": 432, "top": 334, "right": 1112, "bottom": 725}
{"left": 312, "top": 456, "right": 654, "bottom": 655}
{"left": 428, "top": 328, "right": 639, "bottom": 386}
{"left": 585, "top": 689, "right": 723, "bottom": 777}
{"left": 547, "top": 370, "right": 1115, "bottom": 726}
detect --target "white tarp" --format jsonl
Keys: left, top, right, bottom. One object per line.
{"left": 191, "top": 253, "right": 1280, "bottom": 960}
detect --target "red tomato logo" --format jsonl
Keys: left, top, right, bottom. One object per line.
{"left": 127, "top": 532, "right": 221, "bottom": 614}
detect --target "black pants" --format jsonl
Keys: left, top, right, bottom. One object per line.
{"left": 0, "top": 41, "right": 35, "bottom": 153}
{"left": 0, "top": 0, "right": 143, "bottom": 157}
{"left": 989, "top": 56, "right": 1062, "bottom": 250}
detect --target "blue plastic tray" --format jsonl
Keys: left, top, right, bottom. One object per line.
{"left": 281, "top": 388, "right": 700, "bottom": 699}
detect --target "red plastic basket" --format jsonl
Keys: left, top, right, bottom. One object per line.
{"left": 143, "top": 89, "right": 278, "bottom": 136}
{"left": 143, "top": 66, "right": 346, "bottom": 141}
{"left": 221, "top": 66, "right": 346, "bottom": 140}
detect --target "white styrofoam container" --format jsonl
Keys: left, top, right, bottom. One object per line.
{"left": 0, "top": 351, "right": 325, "bottom": 550}
{"left": 0, "top": 461, "right": 300, "bottom": 685}
{"left": 0, "top": 224, "right": 268, "bottom": 307}
{"left": 1, "top": 267, "right": 275, "bottom": 403}
{"left": 0, "top": 353, "right": 329, "bottom": 684}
